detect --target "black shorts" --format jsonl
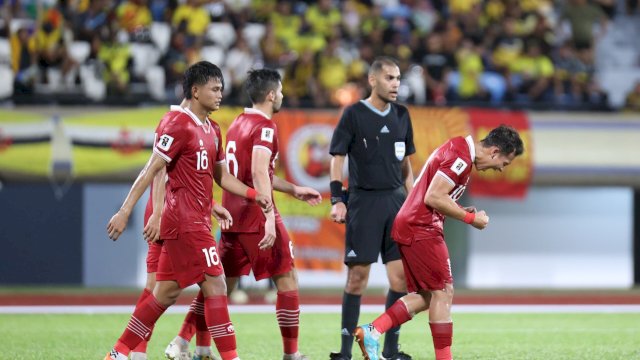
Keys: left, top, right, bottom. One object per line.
{"left": 344, "top": 187, "right": 405, "bottom": 264}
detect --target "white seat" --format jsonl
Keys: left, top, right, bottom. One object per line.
{"left": 0, "top": 65, "right": 14, "bottom": 98}
{"left": 242, "top": 23, "right": 266, "bottom": 50}
{"left": 0, "top": 38, "right": 10, "bottom": 64}
{"left": 597, "top": 69, "right": 640, "bottom": 108}
{"left": 206, "top": 22, "right": 236, "bottom": 49}
{"left": 129, "top": 43, "right": 161, "bottom": 78}
{"left": 79, "top": 64, "right": 106, "bottom": 101}
{"left": 9, "top": 18, "right": 35, "bottom": 34}
{"left": 200, "top": 45, "right": 225, "bottom": 67}
{"left": 145, "top": 65, "right": 166, "bottom": 101}
{"left": 68, "top": 41, "right": 91, "bottom": 64}
{"left": 150, "top": 22, "right": 171, "bottom": 55}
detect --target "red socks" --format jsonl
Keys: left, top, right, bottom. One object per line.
{"left": 115, "top": 294, "right": 167, "bottom": 355}
{"left": 178, "top": 291, "right": 211, "bottom": 347}
{"left": 372, "top": 299, "right": 412, "bottom": 334}
{"left": 131, "top": 288, "right": 153, "bottom": 353}
{"left": 205, "top": 296, "right": 237, "bottom": 360}
{"left": 276, "top": 290, "right": 300, "bottom": 355}
{"left": 430, "top": 322, "right": 453, "bottom": 360}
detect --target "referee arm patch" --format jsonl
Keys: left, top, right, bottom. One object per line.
{"left": 261, "top": 128, "right": 274, "bottom": 143}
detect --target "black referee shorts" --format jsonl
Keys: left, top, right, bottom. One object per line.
{"left": 344, "top": 187, "right": 406, "bottom": 265}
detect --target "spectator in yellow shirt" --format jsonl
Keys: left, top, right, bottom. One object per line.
{"left": 116, "top": 0, "right": 152, "bottom": 38}
{"left": 509, "top": 40, "right": 554, "bottom": 101}
{"left": 305, "top": 0, "right": 341, "bottom": 38}
{"left": 172, "top": 0, "right": 210, "bottom": 45}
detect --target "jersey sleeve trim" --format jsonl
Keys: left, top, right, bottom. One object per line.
{"left": 436, "top": 170, "right": 455, "bottom": 186}
{"left": 253, "top": 145, "right": 273, "bottom": 154}
{"left": 153, "top": 147, "right": 172, "bottom": 163}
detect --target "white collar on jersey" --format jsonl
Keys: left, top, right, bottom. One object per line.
{"left": 465, "top": 135, "right": 476, "bottom": 162}
{"left": 170, "top": 105, "right": 211, "bottom": 132}
{"left": 244, "top": 107, "right": 271, "bottom": 120}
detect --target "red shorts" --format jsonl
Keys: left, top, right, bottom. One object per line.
{"left": 398, "top": 235, "right": 452, "bottom": 292}
{"left": 146, "top": 241, "right": 162, "bottom": 273}
{"left": 156, "top": 231, "right": 224, "bottom": 288}
{"left": 219, "top": 220, "right": 294, "bottom": 281}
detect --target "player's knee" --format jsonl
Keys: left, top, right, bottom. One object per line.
{"left": 388, "top": 274, "right": 407, "bottom": 292}
{"left": 345, "top": 272, "right": 369, "bottom": 293}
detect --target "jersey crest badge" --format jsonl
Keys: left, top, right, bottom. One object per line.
{"left": 157, "top": 134, "right": 174, "bottom": 151}
{"left": 394, "top": 142, "right": 406, "bottom": 160}
{"left": 451, "top": 158, "right": 468, "bottom": 175}
{"left": 261, "top": 128, "right": 274, "bottom": 143}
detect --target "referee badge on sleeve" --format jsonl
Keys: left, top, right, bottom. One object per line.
{"left": 394, "top": 142, "right": 406, "bottom": 160}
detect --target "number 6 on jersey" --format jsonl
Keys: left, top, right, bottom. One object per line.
{"left": 226, "top": 140, "right": 239, "bottom": 177}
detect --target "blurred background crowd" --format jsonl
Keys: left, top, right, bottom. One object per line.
{"left": 1, "top": 0, "right": 640, "bottom": 110}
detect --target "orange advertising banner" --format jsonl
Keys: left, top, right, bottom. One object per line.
{"left": 467, "top": 108, "right": 533, "bottom": 199}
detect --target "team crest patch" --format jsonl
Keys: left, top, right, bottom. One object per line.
{"left": 261, "top": 128, "right": 274, "bottom": 143}
{"left": 451, "top": 158, "right": 468, "bottom": 175}
{"left": 157, "top": 134, "right": 174, "bottom": 151}
{"left": 394, "top": 142, "right": 406, "bottom": 160}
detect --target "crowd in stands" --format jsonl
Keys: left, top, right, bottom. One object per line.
{"left": 1, "top": 0, "right": 639, "bottom": 109}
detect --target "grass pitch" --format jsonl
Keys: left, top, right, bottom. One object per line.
{"left": 1, "top": 312, "right": 639, "bottom": 359}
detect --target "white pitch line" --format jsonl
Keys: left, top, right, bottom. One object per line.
{"left": 0, "top": 304, "right": 639, "bottom": 314}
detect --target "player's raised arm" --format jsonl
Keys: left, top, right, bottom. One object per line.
{"left": 107, "top": 153, "right": 166, "bottom": 240}
{"left": 329, "top": 154, "right": 347, "bottom": 223}
{"left": 424, "top": 174, "right": 489, "bottom": 230}
{"left": 273, "top": 176, "right": 322, "bottom": 206}
{"left": 213, "top": 162, "right": 272, "bottom": 211}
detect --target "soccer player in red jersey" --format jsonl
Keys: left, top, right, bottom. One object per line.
{"left": 104, "top": 61, "right": 271, "bottom": 360}
{"left": 354, "top": 125, "right": 524, "bottom": 360}
{"left": 129, "top": 100, "right": 232, "bottom": 360}
{"left": 216, "top": 68, "right": 321, "bottom": 360}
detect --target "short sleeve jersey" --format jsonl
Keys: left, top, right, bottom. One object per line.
{"left": 143, "top": 106, "right": 182, "bottom": 226}
{"left": 329, "top": 100, "right": 416, "bottom": 190}
{"left": 222, "top": 108, "right": 279, "bottom": 233}
{"left": 392, "top": 136, "right": 475, "bottom": 243}
{"left": 152, "top": 106, "right": 225, "bottom": 239}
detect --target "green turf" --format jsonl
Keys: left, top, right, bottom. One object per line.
{"left": 1, "top": 312, "right": 639, "bottom": 359}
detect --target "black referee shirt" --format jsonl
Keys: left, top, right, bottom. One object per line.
{"left": 329, "top": 100, "right": 416, "bottom": 191}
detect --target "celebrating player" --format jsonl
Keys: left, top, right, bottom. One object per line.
{"left": 354, "top": 125, "right": 524, "bottom": 360}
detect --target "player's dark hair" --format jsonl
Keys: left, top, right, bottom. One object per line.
{"left": 245, "top": 68, "right": 281, "bottom": 104}
{"left": 182, "top": 61, "right": 224, "bottom": 100}
{"left": 480, "top": 125, "right": 524, "bottom": 156}
{"left": 369, "top": 56, "right": 399, "bottom": 75}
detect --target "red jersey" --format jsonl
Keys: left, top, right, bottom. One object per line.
{"left": 143, "top": 106, "right": 183, "bottom": 226}
{"left": 153, "top": 106, "right": 225, "bottom": 239}
{"left": 392, "top": 136, "right": 475, "bottom": 243}
{"left": 222, "top": 108, "right": 279, "bottom": 233}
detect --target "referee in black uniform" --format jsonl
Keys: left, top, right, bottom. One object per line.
{"left": 329, "top": 57, "right": 415, "bottom": 360}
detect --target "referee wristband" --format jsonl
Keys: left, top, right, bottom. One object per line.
{"left": 463, "top": 212, "right": 475, "bottom": 224}
{"left": 330, "top": 181, "right": 343, "bottom": 198}
{"left": 330, "top": 180, "right": 344, "bottom": 205}
{"left": 246, "top": 188, "right": 257, "bottom": 201}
